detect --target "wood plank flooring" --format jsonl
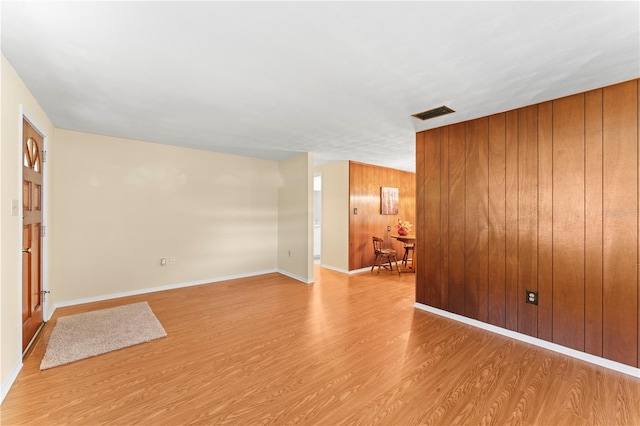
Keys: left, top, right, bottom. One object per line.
{"left": 2, "top": 266, "right": 639, "bottom": 425}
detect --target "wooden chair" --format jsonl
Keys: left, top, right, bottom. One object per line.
{"left": 371, "top": 236, "right": 401, "bottom": 276}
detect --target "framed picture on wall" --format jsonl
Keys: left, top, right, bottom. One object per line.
{"left": 380, "top": 186, "right": 399, "bottom": 215}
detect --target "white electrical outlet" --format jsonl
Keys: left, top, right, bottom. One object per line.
{"left": 170, "top": 257, "right": 176, "bottom": 265}
{"left": 160, "top": 258, "right": 167, "bottom": 266}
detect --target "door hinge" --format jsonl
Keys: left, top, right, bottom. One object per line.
{"left": 42, "top": 150, "right": 47, "bottom": 163}
{"left": 42, "top": 225, "right": 46, "bottom": 238}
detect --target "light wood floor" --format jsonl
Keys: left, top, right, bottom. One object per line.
{"left": 2, "top": 265, "right": 639, "bottom": 425}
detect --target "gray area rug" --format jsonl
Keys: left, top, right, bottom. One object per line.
{"left": 40, "top": 301, "right": 167, "bottom": 370}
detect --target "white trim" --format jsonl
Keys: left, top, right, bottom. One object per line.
{"left": 349, "top": 266, "right": 405, "bottom": 276}
{"left": 320, "top": 264, "right": 350, "bottom": 274}
{"left": 0, "top": 359, "right": 23, "bottom": 404}
{"left": 348, "top": 266, "right": 374, "bottom": 275}
{"left": 414, "top": 302, "right": 640, "bottom": 379}
{"left": 54, "top": 269, "right": 279, "bottom": 308}
{"left": 313, "top": 264, "right": 387, "bottom": 276}
{"left": 277, "top": 269, "right": 314, "bottom": 284}
{"left": 319, "top": 265, "right": 399, "bottom": 276}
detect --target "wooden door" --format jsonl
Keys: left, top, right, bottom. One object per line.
{"left": 22, "top": 119, "right": 44, "bottom": 351}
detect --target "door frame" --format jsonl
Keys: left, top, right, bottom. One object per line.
{"left": 19, "top": 106, "right": 51, "bottom": 337}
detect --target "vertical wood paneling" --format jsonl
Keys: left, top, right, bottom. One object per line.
{"left": 349, "top": 163, "right": 370, "bottom": 269}
{"left": 465, "top": 120, "right": 481, "bottom": 319}
{"left": 465, "top": 118, "right": 489, "bottom": 321}
{"left": 603, "top": 80, "right": 638, "bottom": 366}
{"left": 415, "top": 132, "right": 427, "bottom": 304}
{"left": 349, "top": 162, "right": 416, "bottom": 271}
{"left": 488, "top": 114, "right": 506, "bottom": 327}
{"left": 517, "top": 105, "right": 539, "bottom": 337}
{"left": 537, "top": 101, "right": 553, "bottom": 341}
{"left": 440, "top": 127, "right": 450, "bottom": 309}
{"left": 552, "top": 93, "right": 586, "bottom": 351}
{"left": 585, "top": 89, "right": 604, "bottom": 357}
{"left": 348, "top": 162, "right": 365, "bottom": 270}
{"left": 505, "top": 111, "right": 519, "bottom": 331}
{"left": 423, "top": 130, "right": 442, "bottom": 307}
{"left": 397, "top": 171, "right": 416, "bottom": 258}
{"left": 448, "top": 123, "right": 466, "bottom": 315}
{"left": 416, "top": 78, "right": 640, "bottom": 368}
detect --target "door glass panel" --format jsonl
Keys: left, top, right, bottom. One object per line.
{"left": 24, "top": 137, "right": 41, "bottom": 173}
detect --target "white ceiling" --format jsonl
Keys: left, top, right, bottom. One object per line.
{"left": 2, "top": 1, "right": 639, "bottom": 172}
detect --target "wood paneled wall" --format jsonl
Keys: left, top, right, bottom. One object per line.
{"left": 349, "top": 161, "right": 416, "bottom": 270}
{"left": 416, "top": 79, "right": 640, "bottom": 368}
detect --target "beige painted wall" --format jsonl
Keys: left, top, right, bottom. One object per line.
{"left": 277, "top": 153, "right": 314, "bottom": 282}
{"left": 1, "top": 55, "right": 56, "bottom": 394}
{"left": 0, "top": 54, "right": 316, "bottom": 401}
{"left": 315, "top": 162, "right": 349, "bottom": 272}
{"left": 51, "top": 129, "right": 279, "bottom": 303}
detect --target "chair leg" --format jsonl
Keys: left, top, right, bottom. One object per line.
{"left": 372, "top": 253, "right": 380, "bottom": 273}
{"left": 385, "top": 254, "right": 401, "bottom": 276}
{"left": 377, "top": 254, "right": 385, "bottom": 274}
{"left": 374, "top": 253, "right": 402, "bottom": 276}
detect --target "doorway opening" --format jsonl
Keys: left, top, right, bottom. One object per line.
{"left": 313, "top": 174, "right": 322, "bottom": 265}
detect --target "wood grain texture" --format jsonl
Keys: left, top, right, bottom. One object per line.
{"left": 537, "top": 101, "right": 553, "bottom": 342}
{"left": 3, "top": 267, "right": 639, "bottom": 425}
{"left": 422, "top": 129, "right": 442, "bottom": 307}
{"left": 585, "top": 88, "right": 604, "bottom": 357}
{"left": 440, "top": 126, "right": 450, "bottom": 310}
{"left": 603, "top": 80, "right": 638, "bottom": 366}
{"left": 415, "top": 131, "right": 427, "bottom": 303}
{"left": 552, "top": 93, "right": 586, "bottom": 351}
{"left": 505, "top": 110, "right": 519, "bottom": 331}
{"left": 488, "top": 113, "right": 506, "bottom": 328}
{"left": 517, "top": 105, "right": 539, "bottom": 337}
{"left": 415, "top": 79, "right": 639, "bottom": 368}
{"left": 448, "top": 123, "right": 466, "bottom": 316}
{"left": 465, "top": 118, "right": 489, "bottom": 321}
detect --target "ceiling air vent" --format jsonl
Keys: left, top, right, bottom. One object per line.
{"left": 412, "top": 105, "right": 455, "bottom": 121}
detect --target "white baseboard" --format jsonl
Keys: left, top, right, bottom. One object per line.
{"left": 349, "top": 266, "right": 405, "bottom": 275}
{"left": 55, "top": 269, "right": 278, "bottom": 309}
{"left": 277, "top": 269, "right": 314, "bottom": 284}
{"left": 348, "top": 266, "right": 373, "bottom": 274}
{"left": 317, "top": 264, "right": 392, "bottom": 275}
{"left": 1, "top": 358, "right": 23, "bottom": 404}
{"left": 319, "top": 264, "right": 350, "bottom": 274}
{"left": 414, "top": 302, "right": 640, "bottom": 379}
